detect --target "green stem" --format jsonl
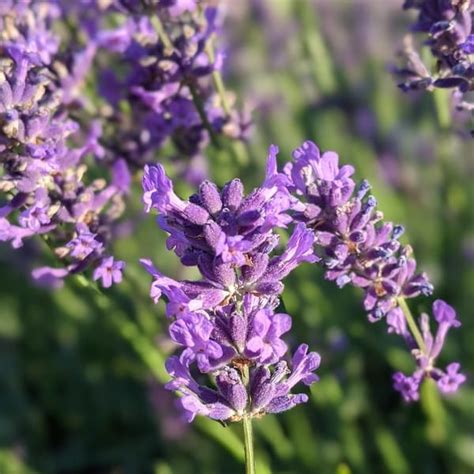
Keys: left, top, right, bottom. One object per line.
{"left": 204, "top": 33, "right": 250, "bottom": 167}
{"left": 229, "top": 141, "right": 249, "bottom": 167}
{"left": 241, "top": 365, "right": 255, "bottom": 474}
{"left": 432, "top": 89, "right": 451, "bottom": 130}
{"left": 295, "top": 1, "right": 336, "bottom": 95}
{"left": 205, "top": 40, "right": 231, "bottom": 116}
{"left": 243, "top": 416, "right": 255, "bottom": 474}
{"left": 150, "top": 14, "right": 173, "bottom": 54}
{"left": 187, "top": 80, "right": 221, "bottom": 148}
{"left": 397, "top": 297, "right": 426, "bottom": 353}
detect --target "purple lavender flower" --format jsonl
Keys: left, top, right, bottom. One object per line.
{"left": 166, "top": 343, "right": 320, "bottom": 423}
{"left": 93, "top": 257, "right": 125, "bottom": 288}
{"left": 244, "top": 309, "right": 292, "bottom": 364}
{"left": 286, "top": 141, "right": 433, "bottom": 322}
{"left": 142, "top": 147, "right": 296, "bottom": 301}
{"left": 437, "top": 363, "right": 466, "bottom": 393}
{"left": 67, "top": 230, "right": 103, "bottom": 260}
{"left": 393, "top": 372, "right": 422, "bottom": 402}
{"left": 169, "top": 312, "right": 228, "bottom": 373}
{"left": 141, "top": 152, "right": 320, "bottom": 423}
{"left": 0, "top": 2, "right": 129, "bottom": 288}
{"left": 395, "top": 0, "right": 474, "bottom": 116}
{"left": 286, "top": 140, "right": 464, "bottom": 401}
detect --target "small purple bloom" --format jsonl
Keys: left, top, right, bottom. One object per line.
{"left": 93, "top": 257, "right": 125, "bottom": 288}
{"left": 31, "top": 266, "right": 69, "bottom": 289}
{"left": 67, "top": 231, "right": 103, "bottom": 260}
{"left": 245, "top": 309, "right": 291, "bottom": 364}
{"left": 285, "top": 344, "right": 321, "bottom": 389}
{"left": 166, "top": 0, "right": 198, "bottom": 17}
{"left": 169, "top": 313, "right": 226, "bottom": 373}
{"left": 393, "top": 372, "right": 421, "bottom": 402}
{"left": 142, "top": 164, "right": 186, "bottom": 214}
{"left": 433, "top": 299, "right": 460, "bottom": 327}
{"left": 437, "top": 363, "right": 466, "bottom": 394}
{"left": 461, "top": 35, "right": 474, "bottom": 54}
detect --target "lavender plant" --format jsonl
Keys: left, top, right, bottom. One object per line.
{"left": 0, "top": 2, "right": 469, "bottom": 472}
{"left": 141, "top": 148, "right": 321, "bottom": 472}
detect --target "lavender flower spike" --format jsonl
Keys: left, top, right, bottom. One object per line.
{"left": 287, "top": 140, "right": 465, "bottom": 402}
{"left": 141, "top": 150, "right": 320, "bottom": 433}
{"left": 394, "top": 0, "right": 474, "bottom": 122}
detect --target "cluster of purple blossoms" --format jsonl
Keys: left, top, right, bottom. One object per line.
{"left": 84, "top": 0, "right": 251, "bottom": 184}
{"left": 0, "top": 2, "right": 127, "bottom": 288}
{"left": 140, "top": 138, "right": 464, "bottom": 410}
{"left": 141, "top": 147, "right": 320, "bottom": 422}
{"left": 283, "top": 140, "right": 465, "bottom": 402}
{"left": 395, "top": 0, "right": 473, "bottom": 113}
{"left": 0, "top": 0, "right": 250, "bottom": 287}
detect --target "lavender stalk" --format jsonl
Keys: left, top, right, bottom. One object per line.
{"left": 140, "top": 146, "right": 321, "bottom": 468}
{"left": 398, "top": 296, "right": 426, "bottom": 353}
{"left": 282, "top": 140, "right": 466, "bottom": 402}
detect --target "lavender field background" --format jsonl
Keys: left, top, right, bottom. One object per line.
{"left": 0, "top": 1, "right": 473, "bottom": 473}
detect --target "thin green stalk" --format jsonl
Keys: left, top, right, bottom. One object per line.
{"left": 229, "top": 140, "right": 249, "bottom": 167}
{"left": 397, "top": 297, "right": 426, "bottom": 353}
{"left": 241, "top": 365, "right": 256, "bottom": 474}
{"left": 432, "top": 89, "right": 451, "bottom": 130}
{"left": 188, "top": 80, "right": 221, "bottom": 148}
{"left": 205, "top": 39, "right": 250, "bottom": 166}
{"left": 243, "top": 416, "right": 255, "bottom": 474}
{"left": 294, "top": 0, "right": 336, "bottom": 95}
{"left": 205, "top": 40, "right": 231, "bottom": 116}
{"left": 150, "top": 14, "right": 173, "bottom": 54}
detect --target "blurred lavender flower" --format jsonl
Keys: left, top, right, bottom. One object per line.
{"left": 86, "top": 0, "right": 251, "bottom": 180}
{"left": 141, "top": 147, "right": 320, "bottom": 423}
{"left": 0, "top": 2, "right": 127, "bottom": 287}
{"left": 1, "top": 0, "right": 252, "bottom": 287}
{"left": 285, "top": 140, "right": 465, "bottom": 401}
{"left": 394, "top": 0, "right": 474, "bottom": 117}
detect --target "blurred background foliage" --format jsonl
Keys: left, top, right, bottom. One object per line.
{"left": 0, "top": 0, "right": 473, "bottom": 473}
